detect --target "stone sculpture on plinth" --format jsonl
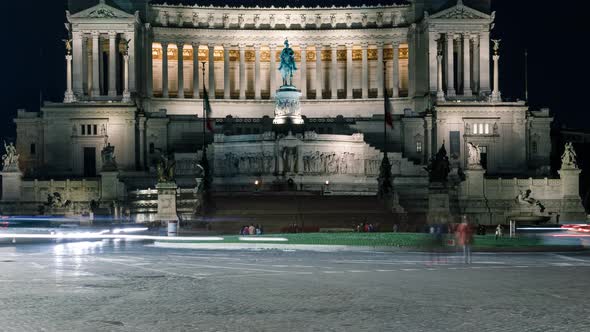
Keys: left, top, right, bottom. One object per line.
{"left": 273, "top": 39, "right": 304, "bottom": 125}
{"left": 1, "top": 141, "right": 22, "bottom": 201}
{"left": 155, "top": 153, "right": 179, "bottom": 234}
{"left": 466, "top": 142, "right": 481, "bottom": 169}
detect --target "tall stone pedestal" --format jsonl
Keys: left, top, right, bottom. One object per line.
{"left": 273, "top": 86, "right": 304, "bottom": 125}
{"left": 464, "top": 168, "right": 485, "bottom": 198}
{"left": 1, "top": 171, "right": 22, "bottom": 201}
{"left": 427, "top": 182, "right": 450, "bottom": 224}
{"left": 100, "top": 171, "right": 121, "bottom": 202}
{"left": 156, "top": 182, "right": 179, "bottom": 234}
{"left": 558, "top": 169, "right": 586, "bottom": 222}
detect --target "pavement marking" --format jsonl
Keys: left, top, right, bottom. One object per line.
{"left": 322, "top": 271, "right": 344, "bottom": 274}
{"left": 400, "top": 268, "right": 419, "bottom": 271}
{"left": 171, "top": 262, "right": 290, "bottom": 273}
{"left": 550, "top": 254, "right": 589, "bottom": 263}
{"left": 550, "top": 262, "right": 572, "bottom": 267}
{"left": 376, "top": 269, "right": 398, "bottom": 272}
{"left": 97, "top": 258, "right": 198, "bottom": 279}
{"left": 348, "top": 270, "right": 370, "bottom": 273}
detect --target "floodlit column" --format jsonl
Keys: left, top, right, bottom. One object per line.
{"left": 346, "top": 43, "right": 353, "bottom": 99}
{"left": 436, "top": 54, "right": 445, "bottom": 101}
{"left": 64, "top": 54, "right": 76, "bottom": 103}
{"left": 223, "top": 44, "right": 230, "bottom": 99}
{"left": 376, "top": 42, "right": 384, "bottom": 98}
{"left": 463, "top": 34, "right": 472, "bottom": 96}
{"left": 138, "top": 115, "right": 146, "bottom": 169}
{"left": 330, "top": 44, "right": 338, "bottom": 99}
{"left": 361, "top": 42, "right": 368, "bottom": 99}
{"left": 300, "top": 44, "right": 307, "bottom": 99}
{"left": 86, "top": 39, "right": 93, "bottom": 95}
{"left": 472, "top": 35, "right": 479, "bottom": 93}
{"left": 491, "top": 51, "right": 501, "bottom": 102}
{"left": 315, "top": 44, "right": 322, "bottom": 99}
{"left": 479, "top": 31, "right": 491, "bottom": 93}
{"left": 108, "top": 31, "right": 117, "bottom": 97}
{"left": 208, "top": 44, "right": 216, "bottom": 99}
{"left": 445, "top": 33, "right": 456, "bottom": 97}
{"left": 270, "top": 44, "right": 277, "bottom": 98}
{"left": 254, "top": 44, "right": 261, "bottom": 99}
{"left": 392, "top": 41, "right": 399, "bottom": 98}
{"left": 145, "top": 24, "right": 153, "bottom": 98}
{"left": 72, "top": 31, "right": 83, "bottom": 95}
{"left": 161, "top": 42, "right": 169, "bottom": 98}
{"left": 91, "top": 31, "right": 101, "bottom": 97}
{"left": 427, "top": 32, "right": 438, "bottom": 92}
{"left": 123, "top": 53, "right": 131, "bottom": 102}
{"left": 239, "top": 44, "right": 246, "bottom": 99}
{"left": 192, "top": 42, "right": 199, "bottom": 98}
{"left": 177, "top": 42, "right": 184, "bottom": 98}
{"left": 125, "top": 32, "right": 135, "bottom": 93}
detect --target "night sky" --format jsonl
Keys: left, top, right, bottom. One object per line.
{"left": 1, "top": 0, "right": 588, "bottom": 142}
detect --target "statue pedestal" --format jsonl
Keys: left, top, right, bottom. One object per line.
{"left": 156, "top": 182, "right": 179, "bottom": 229}
{"left": 1, "top": 171, "right": 22, "bottom": 201}
{"left": 100, "top": 171, "right": 121, "bottom": 202}
{"left": 464, "top": 168, "right": 485, "bottom": 198}
{"left": 273, "top": 85, "right": 304, "bottom": 125}
{"left": 558, "top": 168, "right": 586, "bottom": 222}
{"left": 427, "top": 182, "right": 450, "bottom": 224}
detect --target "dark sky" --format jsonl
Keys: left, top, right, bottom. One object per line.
{"left": 0, "top": 0, "right": 588, "bottom": 141}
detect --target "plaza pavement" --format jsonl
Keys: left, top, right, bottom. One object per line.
{"left": 1, "top": 240, "right": 589, "bottom": 332}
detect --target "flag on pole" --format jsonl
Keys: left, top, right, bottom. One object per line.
{"left": 203, "top": 85, "right": 214, "bottom": 132}
{"left": 384, "top": 82, "right": 393, "bottom": 128}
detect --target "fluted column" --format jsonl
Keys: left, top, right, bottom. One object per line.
{"left": 192, "top": 42, "right": 199, "bottom": 98}
{"left": 361, "top": 42, "right": 368, "bottom": 99}
{"left": 392, "top": 41, "right": 400, "bottom": 98}
{"left": 122, "top": 53, "right": 131, "bottom": 102}
{"left": 479, "top": 31, "right": 491, "bottom": 94}
{"left": 330, "top": 44, "right": 338, "bottom": 99}
{"left": 300, "top": 44, "right": 307, "bottom": 99}
{"left": 472, "top": 35, "right": 480, "bottom": 93}
{"left": 462, "top": 34, "right": 472, "bottom": 96}
{"left": 254, "top": 43, "right": 261, "bottom": 99}
{"left": 376, "top": 42, "right": 384, "bottom": 98}
{"left": 491, "top": 50, "right": 501, "bottom": 102}
{"left": 64, "top": 54, "right": 76, "bottom": 103}
{"left": 177, "top": 42, "right": 184, "bottom": 98}
{"left": 91, "top": 31, "right": 101, "bottom": 97}
{"left": 445, "top": 34, "right": 456, "bottom": 97}
{"left": 208, "top": 44, "right": 216, "bottom": 99}
{"left": 270, "top": 44, "right": 277, "bottom": 98}
{"left": 239, "top": 44, "right": 246, "bottom": 99}
{"left": 346, "top": 43, "right": 353, "bottom": 99}
{"left": 161, "top": 42, "right": 169, "bottom": 98}
{"left": 223, "top": 44, "right": 230, "bottom": 99}
{"left": 108, "top": 31, "right": 117, "bottom": 97}
{"left": 145, "top": 24, "right": 153, "bottom": 98}
{"left": 72, "top": 31, "right": 83, "bottom": 95}
{"left": 315, "top": 44, "right": 322, "bottom": 99}
{"left": 138, "top": 115, "right": 146, "bottom": 170}
{"left": 436, "top": 53, "right": 445, "bottom": 101}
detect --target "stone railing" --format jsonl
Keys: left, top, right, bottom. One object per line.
{"left": 20, "top": 179, "right": 100, "bottom": 203}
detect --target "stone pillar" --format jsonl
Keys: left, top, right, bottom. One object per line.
{"left": 72, "top": 31, "right": 83, "bottom": 95}
{"left": 491, "top": 53, "right": 501, "bottom": 102}
{"left": 463, "top": 34, "right": 472, "bottom": 96}
{"left": 315, "top": 44, "right": 322, "bottom": 99}
{"left": 428, "top": 32, "right": 438, "bottom": 93}
{"left": 376, "top": 42, "right": 384, "bottom": 98}
{"left": 100, "top": 171, "right": 120, "bottom": 202}
{"left": 436, "top": 54, "right": 445, "bottom": 101}
{"left": 138, "top": 115, "right": 146, "bottom": 170}
{"left": 64, "top": 54, "right": 76, "bottom": 103}
{"left": 456, "top": 35, "right": 463, "bottom": 93}
{"left": 145, "top": 24, "right": 153, "bottom": 98}
{"left": 472, "top": 35, "right": 480, "bottom": 94}
{"left": 254, "top": 43, "right": 261, "bottom": 99}
{"left": 192, "top": 42, "right": 200, "bottom": 98}
{"left": 91, "top": 31, "right": 101, "bottom": 97}
{"left": 161, "top": 42, "right": 169, "bottom": 98}
{"left": 86, "top": 39, "right": 93, "bottom": 96}
{"left": 330, "top": 44, "right": 338, "bottom": 99}
{"left": 122, "top": 54, "right": 131, "bottom": 102}
{"left": 479, "top": 31, "right": 491, "bottom": 94}
{"left": 425, "top": 115, "right": 433, "bottom": 163}
{"left": 361, "top": 42, "right": 368, "bottom": 99}
{"left": 156, "top": 181, "right": 179, "bottom": 225}
{"left": 125, "top": 31, "right": 136, "bottom": 94}
{"left": 223, "top": 44, "right": 230, "bottom": 99}
{"left": 445, "top": 33, "right": 456, "bottom": 97}
{"left": 176, "top": 42, "right": 185, "bottom": 98}
{"left": 239, "top": 44, "right": 246, "bottom": 99}
{"left": 392, "top": 42, "right": 399, "bottom": 98}
{"left": 108, "top": 31, "right": 117, "bottom": 97}
{"left": 408, "top": 27, "right": 416, "bottom": 98}
{"left": 208, "top": 44, "right": 216, "bottom": 99}
{"left": 270, "top": 44, "right": 277, "bottom": 98}
{"left": 346, "top": 43, "right": 353, "bottom": 99}
{"left": 300, "top": 44, "right": 307, "bottom": 99}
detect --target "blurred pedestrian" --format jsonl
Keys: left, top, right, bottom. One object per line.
{"left": 495, "top": 224, "right": 503, "bottom": 240}
{"left": 393, "top": 224, "right": 399, "bottom": 233}
{"left": 456, "top": 219, "right": 474, "bottom": 264}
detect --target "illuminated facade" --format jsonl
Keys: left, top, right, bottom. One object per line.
{"left": 5, "top": 0, "right": 585, "bottom": 225}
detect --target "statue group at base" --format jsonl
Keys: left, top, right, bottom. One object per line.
{"left": 1, "top": 141, "right": 19, "bottom": 172}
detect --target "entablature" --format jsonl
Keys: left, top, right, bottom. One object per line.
{"left": 149, "top": 3, "right": 412, "bottom": 30}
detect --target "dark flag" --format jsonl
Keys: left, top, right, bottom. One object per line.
{"left": 203, "top": 85, "right": 214, "bottom": 132}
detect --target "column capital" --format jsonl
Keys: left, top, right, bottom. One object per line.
{"left": 91, "top": 31, "right": 100, "bottom": 38}
{"left": 108, "top": 31, "right": 117, "bottom": 38}
{"left": 160, "top": 41, "right": 169, "bottom": 48}
{"left": 376, "top": 41, "right": 384, "bottom": 48}
{"left": 315, "top": 44, "right": 323, "bottom": 49}
{"left": 176, "top": 41, "right": 185, "bottom": 48}
{"left": 361, "top": 42, "right": 369, "bottom": 49}
{"left": 253, "top": 43, "right": 261, "bottom": 50}
{"left": 72, "top": 31, "right": 83, "bottom": 39}
{"left": 238, "top": 43, "right": 246, "bottom": 50}
{"left": 445, "top": 33, "right": 454, "bottom": 41}
{"left": 269, "top": 44, "right": 277, "bottom": 50}
{"left": 299, "top": 43, "right": 307, "bottom": 49}
{"left": 207, "top": 43, "right": 216, "bottom": 49}
{"left": 345, "top": 42, "right": 354, "bottom": 49}
{"left": 330, "top": 43, "right": 340, "bottom": 49}
{"left": 191, "top": 41, "right": 200, "bottom": 48}
{"left": 392, "top": 40, "right": 400, "bottom": 48}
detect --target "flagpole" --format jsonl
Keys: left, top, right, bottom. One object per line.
{"left": 201, "top": 61, "right": 206, "bottom": 155}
